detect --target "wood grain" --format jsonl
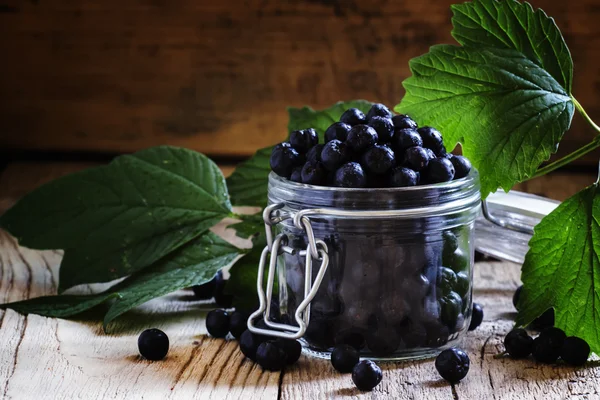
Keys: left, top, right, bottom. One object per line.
{"left": 1, "top": 0, "right": 600, "bottom": 163}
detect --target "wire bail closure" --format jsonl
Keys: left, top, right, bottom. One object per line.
{"left": 247, "top": 203, "right": 330, "bottom": 340}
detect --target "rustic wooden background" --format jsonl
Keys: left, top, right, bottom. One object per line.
{"left": 0, "top": 0, "right": 599, "bottom": 164}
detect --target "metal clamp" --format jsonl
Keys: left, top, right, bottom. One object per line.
{"left": 481, "top": 199, "right": 534, "bottom": 235}
{"left": 247, "top": 203, "right": 330, "bottom": 340}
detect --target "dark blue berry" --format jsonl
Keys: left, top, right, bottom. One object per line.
{"left": 440, "top": 292, "right": 462, "bottom": 328}
{"left": 403, "top": 146, "right": 430, "bottom": 171}
{"left": 454, "top": 271, "right": 470, "bottom": 298}
{"left": 469, "top": 303, "right": 483, "bottom": 331}
{"left": 368, "top": 116, "right": 394, "bottom": 143}
{"left": 366, "top": 103, "right": 392, "bottom": 121}
{"left": 389, "top": 167, "right": 418, "bottom": 187}
{"left": 436, "top": 267, "right": 457, "bottom": 296}
{"left": 192, "top": 275, "right": 217, "bottom": 299}
{"left": 435, "top": 348, "right": 470, "bottom": 384}
{"left": 274, "top": 338, "right": 302, "bottom": 365}
{"left": 513, "top": 286, "right": 522, "bottom": 310}
{"left": 138, "top": 328, "right": 169, "bottom": 361}
{"left": 331, "top": 344, "right": 359, "bottom": 373}
{"left": 229, "top": 311, "right": 250, "bottom": 339}
{"left": 532, "top": 327, "right": 566, "bottom": 363}
{"left": 418, "top": 126, "right": 445, "bottom": 156}
{"left": 393, "top": 128, "right": 422, "bottom": 151}
{"left": 347, "top": 125, "right": 378, "bottom": 153}
{"left": 361, "top": 145, "right": 396, "bottom": 174}
{"left": 424, "top": 147, "right": 436, "bottom": 161}
{"left": 289, "top": 129, "right": 318, "bottom": 153}
{"left": 530, "top": 309, "right": 555, "bottom": 331}
{"left": 427, "top": 158, "right": 455, "bottom": 183}
{"left": 450, "top": 155, "right": 472, "bottom": 179}
{"left": 325, "top": 122, "right": 352, "bottom": 142}
{"left": 392, "top": 115, "right": 418, "bottom": 130}
{"left": 290, "top": 167, "right": 303, "bottom": 183}
{"left": 301, "top": 161, "right": 327, "bottom": 185}
{"left": 274, "top": 141, "right": 292, "bottom": 151}
{"left": 333, "top": 162, "right": 367, "bottom": 188}
{"left": 340, "top": 108, "right": 367, "bottom": 126}
{"left": 448, "top": 249, "right": 468, "bottom": 273}
{"left": 561, "top": 337, "right": 590, "bottom": 366}
{"left": 306, "top": 143, "right": 325, "bottom": 163}
{"left": 504, "top": 329, "right": 533, "bottom": 358}
{"left": 321, "top": 139, "right": 352, "bottom": 171}
{"left": 206, "top": 309, "right": 230, "bottom": 338}
{"left": 270, "top": 145, "right": 303, "bottom": 178}
{"left": 256, "top": 341, "right": 287, "bottom": 371}
{"left": 239, "top": 330, "right": 264, "bottom": 361}
{"left": 352, "top": 360, "right": 382, "bottom": 392}
{"left": 214, "top": 272, "right": 233, "bottom": 308}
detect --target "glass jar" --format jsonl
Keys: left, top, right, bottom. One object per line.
{"left": 249, "top": 171, "right": 481, "bottom": 361}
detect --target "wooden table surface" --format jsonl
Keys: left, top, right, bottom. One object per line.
{"left": 1, "top": 162, "right": 599, "bottom": 400}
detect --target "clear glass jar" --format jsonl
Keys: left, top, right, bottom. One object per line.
{"left": 257, "top": 171, "right": 480, "bottom": 361}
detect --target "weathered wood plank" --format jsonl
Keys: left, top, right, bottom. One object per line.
{"left": 1, "top": 0, "right": 600, "bottom": 163}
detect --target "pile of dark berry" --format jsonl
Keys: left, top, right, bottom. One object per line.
{"left": 269, "top": 103, "right": 472, "bottom": 188}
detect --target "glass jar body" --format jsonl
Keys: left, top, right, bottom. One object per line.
{"left": 267, "top": 172, "right": 480, "bottom": 360}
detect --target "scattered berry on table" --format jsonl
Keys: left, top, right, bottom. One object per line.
{"left": 388, "top": 167, "right": 418, "bottom": 187}
{"left": 340, "top": 108, "right": 367, "bottom": 126}
{"left": 361, "top": 144, "right": 396, "bottom": 174}
{"left": 346, "top": 125, "right": 378, "bottom": 153}
{"left": 392, "top": 115, "right": 418, "bottom": 130}
{"left": 512, "top": 285, "right": 522, "bottom": 310}
{"left": 504, "top": 328, "right": 533, "bottom": 358}
{"left": 239, "top": 330, "right": 264, "bottom": 361}
{"left": 321, "top": 139, "right": 352, "bottom": 171}
{"left": 324, "top": 122, "right": 352, "bottom": 143}
{"left": 435, "top": 348, "right": 470, "bottom": 384}
{"left": 301, "top": 161, "right": 327, "bottom": 185}
{"left": 368, "top": 116, "right": 394, "bottom": 143}
{"left": 333, "top": 162, "right": 367, "bottom": 188}
{"left": 427, "top": 158, "right": 455, "bottom": 183}
{"left": 352, "top": 360, "right": 383, "bottom": 391}
{"left": 418, "top": 127, "right": 445, "bottom": 156}
{"left": 366, "top": 103, "right": 393, "bottom": 121}
{"left": 138, "top": 328, "right": 169, "bottom": 361}
{"left": 192, "top": 274, "right": 218, "bottom": 300}
{"left": 306, "top": 143, "right": 325, "bottom": 163}
{"left": 331, "top": 344, "right": 360, "bottom": 373}
{"left": 274, "top": 338, "right": 302, "bottom": 365}
{"left": 393, "top": 128, "right": 423, "bottom": 151}
{"left": 450, "top": 155, "right": 472, "bottom": 179}
{"left": 270, "top": 145, "right": 303, "bottom": 179}
{"left": 403, "top": 146, "right": 431, "bottom": 171}
{"left": 560, "top": 336, "right": 590, "bottom": 366}
{"left": 206, "top": 309, "right": 230, "bottom": 338}
{"left": 256, "top": 341, "right": 287, "bottom": 371}
{"left": 290, "top": 128, "right": 318, "bottom": 153}
{"left": 214, "top": 271, "right": 233, "bottom": 308}
{"left": 532, "top": 327, "right": 566, "bottom": 364}
{"left": 229, "top": 310, "right": 250, "bottom": 339}
{"left": 468, "top": 303, "right": 483, "bottom": 331}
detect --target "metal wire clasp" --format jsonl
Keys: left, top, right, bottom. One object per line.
{"left": 247, "top": 203, "right": 330, "bottom": 340}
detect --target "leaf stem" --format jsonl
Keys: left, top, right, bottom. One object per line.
{"left": 572, "top": 96, "right": 600, "bottom": 134}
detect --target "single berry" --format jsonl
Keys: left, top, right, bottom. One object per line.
{"left": 321, "top": 139, "right": 352, "bottom": 171}
{"left": 352, "top": 360, "right": 383, "bottom": 392}
{"left": 340, "top": 108, "right": 367, "bottom": 126}
{"left": 368, "top": 116, "right": 394, "bottom": 143}
{"left": 532, "top": 327, "right": 565, "bottom": 364}
{"left": 301, "top": 161, "right": 327, "bottom": 185}
{"left": 239, "top": 329, "right": 264, "bottom": 360}
{"left": 530, "top": 309, "right": 555, "bottom": 331}
{"left": 324, "top": 122, "right": 352, "bottom": 142}
{"left": 206, "top": 309, "right": 230, "bottom": 338}
{"left": 229, "top": 311, "right": 250, "bottom": 339}
{"left": 389, "top": 167, "right": 418, "bottom": 187}
{"left": 424, "top": 147, "right": 436, "bottom": 161}
{"left": 361, "top": 145, "right": 396, "bottom": 174}
{"left": 427, "top": 158, "right": 455, "bottom": 183}
{"left": 289, "top": 128, "right": 318, "bottom": 153}
{"left": 454, "top": 271, "right": 470, "bottom": 298}
{"left": 560, "top": 337, "right": 590, "bottom": 366}
{"left": 469, "top": 303, "right": 483, "bottom": 331}
{"left": 273, "top": 141, "right": 292, "bottom": 151}
{"left": 331, "top": 344, "right": 360, "bottom": 373}
{"left": 418, "top": 127, "right": 445, "bottom": 156}
{"left": 435, "top": 348, "right": 470, "bottom": 384}
{"left": 192, "top": 275, "right": 217, "bottom": 300}
{"left": 290, "top": 167, "right": 303, "bottom": 183}
{"left": 448, "top": 249, "right": 469, "bottom": 273}
{"left": 393, "top": 128, "right": 423, "bottom": 151}
{"left": 366, "top": 103, "right": 392, "bottom": 121}
{"left": 450, "top": 155, "right": 472, "bottom": 179}
{"left": 513, "top": 286, "right": 522, "bottom": 310}
{"left": 442, "top": 231, "right": 459, "bottom": 260}
{"left": 333, "top": 162, "right": 367, "bottom": 188}
{"left": 138, "top": 329, "right": 169, "bottom": 361}
{"left": 403, "top": 146, "right": 430, "bottom": 171}
{"left": 306, "top": 143, "right": 325, "bottom": 163}
{"left": 392, "top": 115, "right": 417, "bottom": 130}
{"left": 347, "top": 125, "right": 378, "bottom": 152}
{"left": 270, "top": 145, "right": 303, "bottom": 178}
{"left": 256, "top": 341, "right": 287, "bottom": 371}
{"left": 436, "top": 267, "right": 458, "bottom": 296}
{"left": 504, "top": 328, "right": 533, "bottom": 358}
{"left": 214, "top": 272, "right": 233, "bottom": 308}
{"left": 440, "top": 292, "right": 463, "bottom": 328}
{"left": 274, "top": 338, "right": 302, "bottom": 365}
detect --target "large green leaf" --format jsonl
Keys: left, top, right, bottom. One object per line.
{"left": 0, "top": 146, "right": 232, "bottom": 291}
{"left": 226, "top": 100, "right": 373, "bottom": 208}
{"left": 1, "top": 232, "right": 242, "bottom": 329}
{"left": 517, "top": 183, "right": 600, "bottom": 353}
{"left": 395, "top": 45, "right": 574, "bottom": 197}
{"left": 451, "top": 0, "right": 572, "bottom": 93}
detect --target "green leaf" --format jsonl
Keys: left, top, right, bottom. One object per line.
{"left": 451, "top": 0, "right": 572, "bottom": 93}
{"left": 1, "top": 232, "right": 242, "bottom": 328}
{"left": 395, "top": 45, "right": 574, "bottom": 197}
{"left": 0, "top": 146, "right": 232, "bottom": 292}
{"left": 226, "top": 213, "right": 264, "bottom": 240}
{"left": 226, "top": 100, "right": 373, "bottom": 208}
{"left": 517, "top": 183, "right": 600, "bottom": 353}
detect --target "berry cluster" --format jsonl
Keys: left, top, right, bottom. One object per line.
{"left": 269, "top": 104, "right": 472, "bottom": 188}
{"left": 191, "top": 270, "right": 233, "bottom": 308}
